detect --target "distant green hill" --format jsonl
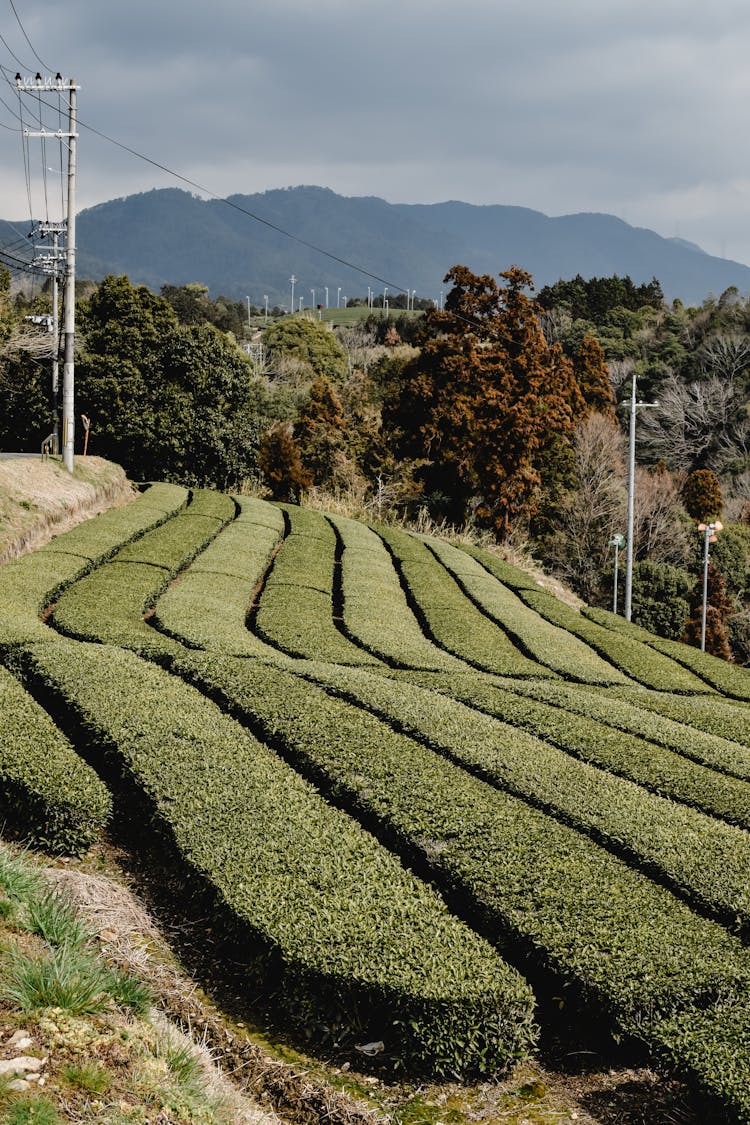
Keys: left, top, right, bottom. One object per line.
{"left": 3, "top": 184, "right": 750, "bottom": 305}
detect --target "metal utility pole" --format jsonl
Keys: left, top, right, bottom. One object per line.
{"left": 623, "top": 373, "right": 658, "bottom": 621}
{"left": 289, "top": 275, "right": 297, "bottom": 313}
{"left": 609, "top": 533, "right": 625, "bottom": 614}
{"left": 16, "top": 74, "right": 78, "bottom": 470}
{"left": 31, "top": 221, "right": 66, "bottom": 454}
{"left": 698, "top": 520, "right": 723, "bottom": 651}
{"left": 62, "top": 79, "right": 77, "bottom": 473}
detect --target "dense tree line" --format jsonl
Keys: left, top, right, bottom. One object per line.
{"left": 2, "top": 264, "right": 749, "bottom": 661}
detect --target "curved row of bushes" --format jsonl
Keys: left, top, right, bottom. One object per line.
{"left": 294, "top": 661, "right": 750, "bottom": 930}
{"left": 0, "top": 483, "right": 189, "bottom": 650}
{"left": 171, "top": 649, "right": 750, "bottom": 1122}
{"left": 0, "top": 664, "right": 111, "bottom": 853}
{"left": 254, "top": 506, "right": 383, "bottom": 666}
{"left": 328, "top": 513, "right": 465, "bottom": 671}
{"left": 154, "top": 497, "right": 286, "bottom": 658}
{"left": 584, "top": 605, "right": 750, "bottom": 702}
{"left": 50, "top": 490, "right": 235, "bottom": 656}
{"left": 374, "top": 525, "right": 548, "bottom": 678}
{"left": 519, "top": 588, "right": 711, "bottom": 693}
{"left": 10, "top": 637, "right": 535, "bottom": 1079}
{"left": 425, "top": 537, "right": 626, "bottom": 685}
{"left": 608, "top": 687, "right": 750, "bottom": 748}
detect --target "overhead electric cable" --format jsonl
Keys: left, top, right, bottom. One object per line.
{"left": 72, "top": 116, "right": 410, "bottom": 294}
{"left": 7, "top": 0, "right": 50, "bottom": 71}
{"left": 0, "top": 31, "right": 27, "bottom": 70}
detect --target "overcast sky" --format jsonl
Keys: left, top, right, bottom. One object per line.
{"left": 2, "top": 0, "right": 750, "bottom": 266}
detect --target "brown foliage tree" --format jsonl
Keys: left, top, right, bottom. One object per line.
{"left": 572, "top": 335, "right": 616, "bottom": 419}
{"left": 295, "top": 376, "right": 348, "bottom": 487}
{"left": 385, "top": 265, "right": 584, "bottom": 537}
{"left": 259, "top": 422, "right": 311, "bottom": 502}
{"left": 683, "top": 559, "right": 734, "bottom": 660}
{"left": 682, "top": 468, "right": 724, "bottom": 522}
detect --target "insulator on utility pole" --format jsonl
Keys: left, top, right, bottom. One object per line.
{"left": 17, "top": 77, "right": 78, "bottom": 471}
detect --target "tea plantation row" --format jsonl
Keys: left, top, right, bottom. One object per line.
{"left": 4, "top": 487, "right": 750, "bottom": 1119}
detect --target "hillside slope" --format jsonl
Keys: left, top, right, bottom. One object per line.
{"left": 2, "top": 486, "right": 750, "bottom": 1121}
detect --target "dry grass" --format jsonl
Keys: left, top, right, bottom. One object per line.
{"left": 0, "top": 456, "right": 136, "bottom": 563}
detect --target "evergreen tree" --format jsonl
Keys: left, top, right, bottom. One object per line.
{"left": 295, "top": 376, "right": 347, "bottom": 486}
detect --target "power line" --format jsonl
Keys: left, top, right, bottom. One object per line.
{"left": 7, "top": 0, "right": 49, "bottom": 71}
{"left": 72, "top": 115, "right": 412, "bottom": 295}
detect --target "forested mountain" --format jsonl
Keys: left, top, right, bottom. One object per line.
{"left": 3, "top": 185, "right": 750, "bottom": 305}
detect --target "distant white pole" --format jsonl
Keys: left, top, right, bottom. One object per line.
{"left": 290, "top": 275, "right": 297, "bottom": 313}
{"left": 337, "top": 286, "right": 341, "bottom": 308}
{"left": 263, "top": 294, "right": 268, "bottom": 322}
{"left": 324, "top": 286, "right": 329, "bottom": 308}
{"left": 246, "top": 295, "right": 251, "bottom": 325}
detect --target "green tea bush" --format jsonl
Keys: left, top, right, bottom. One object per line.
{"left": 0, "top": 484, "right": 189, "bottom": 634}
{"left": 519, "top": 588, "right": 710, "bottom": 693}
{"left": 297, "top": 662, "right": 750, "bottom": 928}
{"left": 15, "top": 638, "right": 535, "bottom": 1078}
{"left": 0, "top": 665, "right": 110, "bottom": 853}
{"left": 583, "top": 605, "right": 750, "bottom": 702}
{"left": 426, "top": 537, "right": 627, "bottom": 685}
{"left": 254, "top": 507, "right": 383, "bottom": 666}
{"left": 375, "top": 525, "right": 547, "bottom": 678}
{"left": 329, "top": 513, "right": 465, "bottom": 671}
{"left": 173, "top": 650, "right": 750, "bottom": 1120}
{"left": 608, "top": 688, "right": 750, "bottom": 749}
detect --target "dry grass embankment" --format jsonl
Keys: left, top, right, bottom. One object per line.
{"left": 0, "top": 457, "right": 136, "bottom": 564}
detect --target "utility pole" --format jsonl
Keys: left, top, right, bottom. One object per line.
{"left": 289, "top": 275, "right": 297, "bottom": 314}
{"left": 623, "top": 373, "right": 658, "bottom": 620}
{"left": 32, "top": 221, "right": 66, "bottom": 454}
{"left": 16, "top": 74, "right": 78, "bottom": 469}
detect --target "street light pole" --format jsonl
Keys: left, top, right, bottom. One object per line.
{"left": 609, "top": 533, "right": 625, "bottom": 614}
{"left": 698, "top": 520, "right": 723, "bottom": 651}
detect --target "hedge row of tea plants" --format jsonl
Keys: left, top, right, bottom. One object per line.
{"left": 171, "top": 649, "right": 750, "bottom": 1120}
{"left": 294, "top": 661, "right": 750, "bottom": 929}
{"left": 607, "top": 687, "right": 750, "bottom": 749}
{"left": 50, "top": 490, "right": 235, "bottom": 656}
{"left": 255, "top": 507, "right": 383, "bottom": 666}
{"left": 11, "top": 636, "right": 535, "bottom": 1078}
{"left": 424, "top": 537, "right": 625, "bottom": 685}
{"left": 519, "top": 588, "right": 710, "bottom": 693}
{"left": 327, "top": 514, "right": 464, "bottom": 671}
{"left": 400, "top": 669, "right": 750, "bottom": 792}
{"left": 0, "top": 664, "right": 111, "bottom": 853}
{"left": 153, "top": 497, "right": 286, "bottom": 657}
{"left": 458, "top": 545, "right": 544, "bottom": 591}
{"left": 374, "top": 525, "right": 547, "bottom": 678}
{"left": 583, "top": 605, "right": 750, "bottom": 702}
{"left": 37, "top": 481, "right": 188, "bottom": 563}
{"left": 0, "top": 484, "right": 189, "bottom": 650}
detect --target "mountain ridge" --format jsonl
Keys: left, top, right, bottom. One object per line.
{"left": 3, "top": 184, "right": 749, "bottom": 305}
